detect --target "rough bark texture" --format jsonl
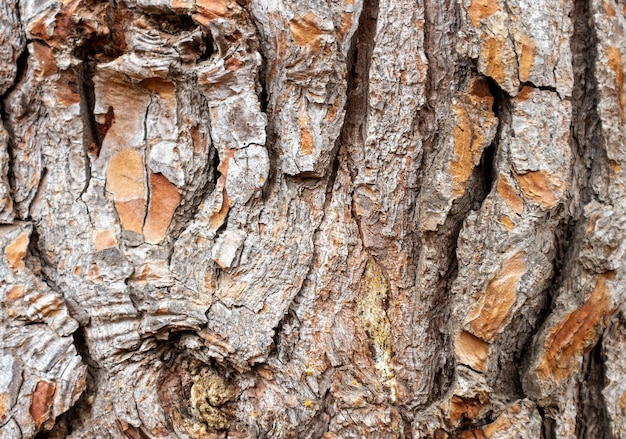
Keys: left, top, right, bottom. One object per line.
{"left": 0, "top": 0, "right": 625, "bottom": 438}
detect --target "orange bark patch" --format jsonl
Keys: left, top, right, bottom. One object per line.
{"left": 462, "top": 402, "right": 522, "bottom": 438}
{"left": 450, "top": 82, "right": 495, "bottom": 198}
{"left": 139, "top": 78, "right": 175, "bottom": 99}
{"left": 0, "top": 392, "right": 8, "bottom": 419}
{"left": 56, "top": 72, "right": 81, "bottom": 106}
{"left": 28, "top": 3, "right": 75, "bottom": 49}
{"left": 619, "top": 391, "right": 626, "bottom": 411}
{"left": 537, "top": 272, "right": 616, "bottom": 381}
{"left": 451, "top": 104, "right": 473, "bottom": 197}
{"left": 497, "top": 174, "right": 523, "bottom": 213}
{"left": 93, "top": 229, "right": 117, "bottom": 251}
{"left": 454, "top": 331, "right": 489, "bottom": 372}
{"left": 29, "top": 381, "right": 56, "bottom": 428}
{"left": 607, "top": 47, "right": 625, "bottom": 120}
{"left": 610, "top": 160, "right": 621, "bottom": 173}
{"left": 114, "top": 200, "right": 146, "bottom": 233}
{"left": 6, "top": 285, "right": 25, "bottom": 301}
{"left": 225, "top": 55, "right": 243, "bottom": 72}
{"left": 32, "top": 41, "right": 57, "bottom": 77}
{"left": 107, "top": 149, "right": 147, "bottom": 233}
{"left": 469, "top": 78, "right": 491, "bottom": 97}
{"left": 482, "top": 37, "right": 506, "bottom": 87}
{"left": 290, "top": 12, "right": 323, "bottom": 51}
{"left": 460, "top": 430, "right": 488, "bottom": 439}
{"left": 480, "top": 404, "right": 519, "bottom": 437}
{"left": 468, "top": 252, "right": 526, "bottom": 342}
{"left": 514, "top": 170, "right": 561, "bottom": 208}
{"left": 217, "top": 147, "right": 237, "bottom": 177}
{"left": 605, "top": 1, "right": 616, "bottom": 17}
{"left": 500, "top": 215, "right": 515, "bottom": 230}
{"left": 468, "top": 0, "right": 500, "bottom": 26}
{"left": 107, "top": 150, "right": 146, "bottom": 201}
{"left": 517, "top": 85, "right": 534, "bottom": 102}
{"left": 298, "top": 111, "right": 314, "bottom": 155}
{"left": 5, "top": 229, "right": 30, "bottom": 270}
{"left": 130, "top": 261, "right": 170, "bottom": 285}
{"left": 449, "top": 396, "right": 484, "bottom": 425}
{"left": 325, "top": 98, "right": 341, "bottom": 122}
{"left": 143, "top": 173, "right": 181, "bottom": 244}
{"left": 517, "top": 35, "right": 536, "bottom": 83}
{"left": 195, "top": 0, "right": 231, "bottom": 20}
{"left": 337, "top": 11, "right": 354, "bottom": 44}
{"left": 171, "top": 0, "right": 190, "bottom": 9}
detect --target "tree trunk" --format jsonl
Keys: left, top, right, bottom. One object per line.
{"left": 1, "top": 0, "right": 625, "bottom": 437}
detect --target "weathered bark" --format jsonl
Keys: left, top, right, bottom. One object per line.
{"left": 0, "top": 0, "right": 625, "bottom": 437}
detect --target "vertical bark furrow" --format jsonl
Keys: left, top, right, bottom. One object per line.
{"left": 0, "top": 0, "right": 26, "bottom": 223}
{"left": 413, "top": 0, "right": 578, "bottom": 435}
{"left": 522, "top": 0, "right": 626, "bottom": 436}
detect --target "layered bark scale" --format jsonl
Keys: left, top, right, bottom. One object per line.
{"left": 0, "top": 0, "right": 625, "bottom": 438}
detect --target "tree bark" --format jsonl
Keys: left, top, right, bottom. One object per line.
{"left": 1, "top": 0, "right": 625, "bottom": 438}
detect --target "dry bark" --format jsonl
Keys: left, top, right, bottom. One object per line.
{"left": 0, "top": 0, "right": 625, "bottom": 438}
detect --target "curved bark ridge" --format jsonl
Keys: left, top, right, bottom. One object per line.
{"left": 0, "top": 0, "right": 625, "bottom": 438}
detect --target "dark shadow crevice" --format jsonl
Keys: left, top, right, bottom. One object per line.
{"left": 341, "top": 0, "right": 380, "bottom": 246}
{"left": 575, "top": 339, "right": 610, "bottom": 439}
{"left": 1, "top": 46, "right": 30, "bottom": 219}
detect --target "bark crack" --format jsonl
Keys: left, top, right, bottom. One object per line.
{"left": 1, "top": 42, "right": 29, "bottom": 222}
{"left": 75, "top": 60, "right": 99, "bottom": 200}
{"left": 141, "top": 96, "right": 153, "bottom": 233}
{"left": 340, "top": 0, "right": 380, "bottom": 249}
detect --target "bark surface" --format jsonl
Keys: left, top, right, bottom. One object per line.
{"left": 0, "top": 0, "right": 625, "bottom": 438}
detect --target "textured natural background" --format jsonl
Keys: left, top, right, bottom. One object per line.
{"left": 0, "top": 0, "right": 625, "bottom": 438}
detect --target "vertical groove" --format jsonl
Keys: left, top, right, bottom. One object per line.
{"left": 569, "top": 0, "right": 611, "bottom": 435}
{"left": 1, "top": 46, "right": 29, "bottom": 221}
{"left": 576, "top": 340, "right": 610, "bottom": 438}
{"left": 340, "top": 0, "right": 379, "bottom": 246}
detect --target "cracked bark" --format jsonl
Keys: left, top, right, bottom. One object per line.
{"left": 1, "top": 0, "right": 625, "bottom": 438}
